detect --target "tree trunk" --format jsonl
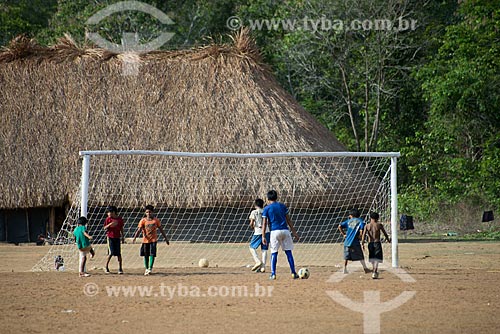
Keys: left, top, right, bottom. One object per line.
{"left": 339, "top": 64, "right": 360, "bottom": 151}
{"left": 364, "top": 57, "right": 370, "bottom": 152}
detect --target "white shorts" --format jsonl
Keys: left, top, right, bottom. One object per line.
{"left": 270, "top": 229, "right": 294, "bottom": 253}
{"left": 79, "top": 246, "right": 92, "bottom": 259}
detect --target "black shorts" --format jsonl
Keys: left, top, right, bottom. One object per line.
{"left": 368, "top": 242, "right": 383, "bottom": 262}
{"left": 107, "top": 237, "right": 121, "bottom": 256}
{"left": 344, "top": 244, "right": 364, "bottom": 261}
{"left": 140, "top": 242, "right": 157, "bottom": 257}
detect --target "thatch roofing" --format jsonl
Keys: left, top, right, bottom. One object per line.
{"left": 0, "top": 31, "right": 353, "bottom": 209}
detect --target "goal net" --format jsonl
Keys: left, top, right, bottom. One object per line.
{"left": 33, "top": 151, "right": 399, "bottom": 271}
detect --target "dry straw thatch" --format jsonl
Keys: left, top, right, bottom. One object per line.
{"left": 0, "top": 30, "right": 381, "bottom": 209}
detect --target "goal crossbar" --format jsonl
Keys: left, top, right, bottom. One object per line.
{"left": 80, "top": 150, "right": 401, "bottom": 159}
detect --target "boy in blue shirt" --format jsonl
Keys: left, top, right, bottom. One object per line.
{"left": 338, "top": 209, "right": 370, "bottom": 274}
{"left": 261, "top": 190, "right": 300, "bottom": 280}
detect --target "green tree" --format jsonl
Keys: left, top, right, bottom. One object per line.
{"left": 243, "top": 0, "right": 423, "bottom": 152}
{"left": 35, "top": 0, "right": 243, "bottom": 48}
{"left": 405, "top": 0, "right": 500, "bottom": 217}
{"left": 0, "top": 0, "right": 57, "bottom": 46}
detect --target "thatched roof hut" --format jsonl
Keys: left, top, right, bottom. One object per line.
{"left": 0, "top": 32, "right": 378, "bottom": 212}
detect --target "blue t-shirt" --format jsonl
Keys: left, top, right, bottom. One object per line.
{"left": 262, "top": 202, "right": 289, "bottom": 231}
{"left": 340, "top": 217, "right": 365, "bottom": 247}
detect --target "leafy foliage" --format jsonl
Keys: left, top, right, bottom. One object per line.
{"left": 0, "top": 0, "right": 57, "bottom": 45}
{"left": 407, "top": 0, "right": 500, "bottom": 218}
{"left": 34, "top": 0, "right": 242, "bottom": 47}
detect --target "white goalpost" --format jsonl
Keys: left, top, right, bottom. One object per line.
{"left": 33, "top": 150, "right": 400, "bottom": 272}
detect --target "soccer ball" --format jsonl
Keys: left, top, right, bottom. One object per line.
{"left": 298, "top": 267, "right": 310, "bottom": 279}
{"left": 198, "top": 258, "right": 209, "bottom": 268}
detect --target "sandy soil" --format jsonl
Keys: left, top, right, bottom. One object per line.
{"left": 0, "top": 241, "right": 499, "bottom": 333}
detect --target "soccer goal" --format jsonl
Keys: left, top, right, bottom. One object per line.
{"left": 33, "top": 150, "right": 400, "bottom": 271}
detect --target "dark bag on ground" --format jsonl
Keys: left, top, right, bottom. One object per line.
{"left": 482, "top": 211, "right": 494, "bottom": 222}
{"left": 400, "top": 215, "right": 414, "bottom": 231}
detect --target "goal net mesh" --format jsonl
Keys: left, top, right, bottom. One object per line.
{"left": 33, "top": 152, "right": 394, "bottom": 271}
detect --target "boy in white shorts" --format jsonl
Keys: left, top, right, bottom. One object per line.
{"left": 261, "top": 190, "right": 300, "bottom": 280}
{"left": 248, "top": 198, "right": 270, "bottom": 272}
{"left": 73, "top": 217, "right": 95, "bottom": 277}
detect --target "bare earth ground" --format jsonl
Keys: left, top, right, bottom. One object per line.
{"left": 0, "top": 241, "right": 499, "bottom": 333}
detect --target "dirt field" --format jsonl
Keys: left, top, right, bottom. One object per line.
{"left": 1, "top": 241, "right": 499, "bottom": 333}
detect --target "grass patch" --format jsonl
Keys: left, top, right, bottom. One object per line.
{"left": 460, "top": 231, "right": 500, "bottom": 240}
